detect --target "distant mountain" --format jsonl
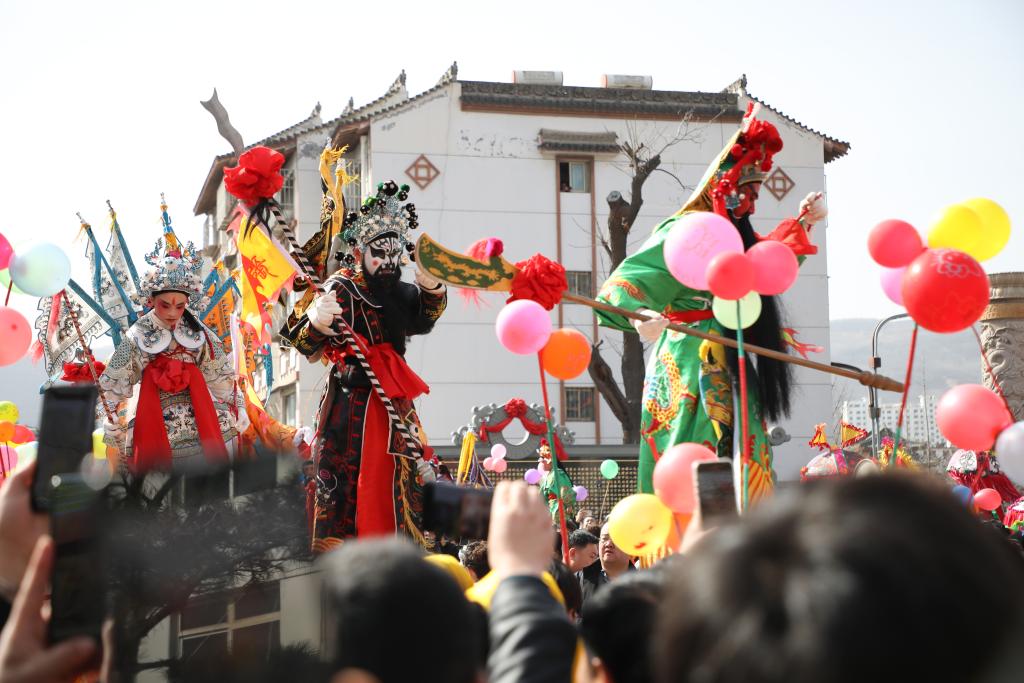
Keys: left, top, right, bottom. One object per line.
{"left": 828, "top": 318, "right": 982, "bottom": 410}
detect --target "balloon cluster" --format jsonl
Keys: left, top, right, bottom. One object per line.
{"left": 494, "top": 303, "right": 593, "bottom": 380}
{"left": 0, "top": 401, "right": 37, "bottom": 484}
{"left": 935, "top": 384, "right": 1024, "bottom": 486}
{"left": 604, "top": 444, "right": 719, "bottom": 555}
{"left": 662, "top": 212, "right": 799, "bottom": 330}
{"left": 868, "top": 198, "right": 1009, "bottom": 333}
{"left": 482, "top": 443, "right": 508, "bottom": 474}
{"left": 0, "top": 231, "right": 72, "bottom": 367}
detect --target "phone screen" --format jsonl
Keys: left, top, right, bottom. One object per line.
{"left": 695, "top": 460, "right": 738, "bottom": 525}
{"left": 32, "top": 385, "right": 98, "bottom": 512}
{"left": 423, "top": 482, "right": 493, "bottom": 541}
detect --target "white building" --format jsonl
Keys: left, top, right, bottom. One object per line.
{"left": 842, "top": 395, "right": 944, "bottom": 446}
{"left": 195, "top": 64, "right": 849, "bottom": 482}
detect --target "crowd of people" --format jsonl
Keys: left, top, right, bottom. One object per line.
{"left": 3, "top": 456, "right": 1024, "bottom": 682}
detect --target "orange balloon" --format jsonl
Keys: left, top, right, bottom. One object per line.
{"left": 540, "top": 329, "right": 592, "bottom": 380}
{"left": 0, "top": 421, "right": 14, "bottom": 443}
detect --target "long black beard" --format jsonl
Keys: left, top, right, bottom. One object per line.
{"left": 723, "top": 213, "right": 792, "bottom": 422}
{"left": 366, "top": 268, "right": 411, "bottom": 355}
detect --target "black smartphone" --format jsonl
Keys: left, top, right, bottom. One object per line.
{"left": 423, "top": 482, "right": 493, "bottom": 541}
{"left": 31, "top": 385, "right": 98, "bottom": 512}
{"left": 49, "top": 473, "right": 105, "bottom": 645}
{"left": 694, "top": 459, "right": 738, "bottom": 525}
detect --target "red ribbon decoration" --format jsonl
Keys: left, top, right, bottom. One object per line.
{"left": 60, "top": 361, "right": 107, "bottom": 383}
{"left": 477, "top": 398, "right": 567, "bottom": 461}
{"left": 132, "top": 355, "right": 229, "bottom": 471}
{"left": 508, "top": 254, "right": 568, "bottom": 311}
{"left": 224, "top": 146, "right": 286, "bottom": 205}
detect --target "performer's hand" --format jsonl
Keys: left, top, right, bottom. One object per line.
{"left": 800, "top": 191, "right": 827, "bottom": 224}
{"left": 309, "top": 294, "right": 342, "bottom": 336}
{"left": 414, "top": 267, "right": 444, "bottom": 291}
{"left": 632, "top": 308, "right": 669, "bottom": 342}
{"left": 416, "top": 458, "right": 437, "bottom": 483}
{"left": 292, "top": 425, "right": 315, "bottom": 447}
{"left": 488, "top": 481, "right": 553, "bottom": 579}
{"left": 0, "top": 463, "right": 48, "bottom": 603}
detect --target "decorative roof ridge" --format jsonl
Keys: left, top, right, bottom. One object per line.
{"left": 437, "top": 61, "right": 458, "bottom": 86}
{"left": 742, "top": 86, "right": 851, "bottom": 161}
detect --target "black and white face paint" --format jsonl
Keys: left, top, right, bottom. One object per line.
{"left": 362, "top": 234, "right": 402, "bottom": 278}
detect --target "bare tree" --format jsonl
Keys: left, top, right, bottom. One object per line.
{"left": 588, "top": 114, "right": 707, "bottom": 444}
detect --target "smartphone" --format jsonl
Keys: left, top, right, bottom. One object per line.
{"left": 423, "top": 482, "right": 493, "bottom": 541}
{"left": 49, "top": 473, "right": 106, "bottom": 645}
{"left": 694, "top": 459, "right": 738, "bottom": 525}
{"left": 32, "top": 385, "right": 98, "bottom": 512}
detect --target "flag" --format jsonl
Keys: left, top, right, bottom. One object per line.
{"left": 808, "top": 423, "right": 831, "bottom": 451}
{"left": 236, "top": 217, "right": 300, "bottom": 344}
{"left": 839, "top": 421, "right": 869, "bottom": 448}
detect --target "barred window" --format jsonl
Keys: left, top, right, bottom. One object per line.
{"left": 566, "top": 271, "right": 593, "bottom": 298}
{"left": 276, "top": 168, "right": 295, "bottom": 217}
{"left": 565, "top": 387, "right": 596, "bottom": 422}
{"left": 179, "top": 582, "right": 281, "bottom": 665}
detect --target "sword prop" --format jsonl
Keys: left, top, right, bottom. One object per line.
{"left": 415, "top": 233, "right": 904, "bottom": 393}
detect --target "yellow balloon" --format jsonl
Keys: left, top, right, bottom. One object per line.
{"left": 92, "top": 429, "right": 107, "bottom": 460}
{"left": 0, "top": 401, "right": 18, "bottom": 423}
{"left": 927, "top": 204, "right": 983, "bottom": 257}
{"left": 961, "top": 198, "right": 1011, "bottom": 261}
{"left": 607, "top": 493, "right": 673, "bottom": 556}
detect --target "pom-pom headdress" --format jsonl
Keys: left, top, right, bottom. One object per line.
{"left": 337, "top": 180, "right": 419, "bottom": 267}
{"left": 139, "top": 195, "right": 205, "bottom": 308}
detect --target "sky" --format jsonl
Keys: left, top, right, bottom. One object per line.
{"left": 0, "top": 0, "right": 1021, "bottom": 324}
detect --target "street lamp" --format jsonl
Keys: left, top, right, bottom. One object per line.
{"left": 869, "top": 313, "right": 911, "bottom": 453}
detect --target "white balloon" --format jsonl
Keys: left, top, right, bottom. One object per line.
{"left": 490, "top": 443, "right": 507, "bottom": 460}
{"left": 995, "top": 422, "right": 1024, "bottom": 484}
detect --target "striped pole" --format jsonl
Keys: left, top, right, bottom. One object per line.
{"left": 262, "top": 202, "right": 422, "bottom": 460}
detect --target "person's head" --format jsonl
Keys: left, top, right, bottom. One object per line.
{"left": 549, "top": 560, "right": 584, "bottom": 621}
{"left": 585, "top": 522, "right": 602, "bottom": 539}
{"left": 575, "top": 508, "right": 593, "bottom": 525}
{"left": 359, "top": 233, "right": 402, "bottom": 285}
{"left": 731, "top": 180, "right": 760, "bottom": 218}
{"left": 567, "top": 529, "right": 600, "bottom": 573}
{"left": 578, "top": 573, "right": 663, "bottom": 683}
{"left": 599, "top": 522, "right": 632, "bottom": 575}
{"left": 301, "top": 459, "right": 315, "bottom": 479}
{"left": 655, "top": 474, "right": 1024, "bottom": 683}
{"left": 459, "top": 540, "right": 490, "bottom": 581}
{"left": 150, "top": 290, "right": 189, "bottom": 328}
{"left": 322, "top": 538, "right": 486, "bottom": 683}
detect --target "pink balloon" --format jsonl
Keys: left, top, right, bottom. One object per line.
{"left": 0, "top": 444, "right": 17, "bottom": 476}
{"left": 0, "top": 306, "right": 32, "bottom": 367}
{"left": 663, "top": 212, "right": 743, "bottom": 290}
{"left": 492, "top": 458, "right": 508, "bottom": 474}
{"left": 879, "top": 266, "right": 907, "bottom": 306}
{"left": 524, "top": 468, "right": 542, "bottom": 485}
{"left": 652, "top": 443, "right": 717, "bottom": 513}
{"left": 495, "top": 300, "right": 552, "bottom": 355}
{"left": 706, "top": 252, "right": 754, "bottom": 300}
{"left": 482, "top": 456, "right": 495, "bottom": 471}
{"left": 747, "top": 240, "right": 798, "bottom": 295}
{"left": 973, "top": 488, "right": 1002, "bottom": 512}
{"left": 936, "top": 385, "right": 1013, "bottom": 451}
{"left": 868, "top": 219, "right": 923, "bottom": 267}
{"left": 0, "top": 233, "right": 12, "bottom": 271}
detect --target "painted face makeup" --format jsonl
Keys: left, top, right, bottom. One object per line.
{"left": 362, "top": 234, "right": 402, "bottom": 277}
{"left": 151, "top": 291, "right": 188, "bottom": 328}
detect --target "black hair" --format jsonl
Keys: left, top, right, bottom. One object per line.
{"left": 569, "top": 529, "right": 600, "bottom": 549}
{"left": 580, "top": 572, "right": 663, "bottom": 683}
{"left": 724, "top": 212, "right": 793, "bottom": 422}
{"left": 655, "top": 475, "right": 1024, "bottom": 683}
{"left": 459, "top": 540, "right": 490, "bottom": 579}
{"left": 549, "top": 560, "right": 583, "bottom": 618}
{"left": 322, "top": 539, "right": 483, "bottom": 683}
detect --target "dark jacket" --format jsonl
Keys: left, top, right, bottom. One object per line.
{"left": 488, "top": 576, "right": 577, "bottom": 683}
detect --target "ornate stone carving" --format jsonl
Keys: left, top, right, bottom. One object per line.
{"left": 451, "top": 399, "right": 575, "bottom": 459}
{"left": 980, "top": 272, "right": 1024, "bottom": 421}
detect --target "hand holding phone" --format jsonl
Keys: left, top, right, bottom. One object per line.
{"left": 423, "top": 482, "right": 493, "bottom": 541}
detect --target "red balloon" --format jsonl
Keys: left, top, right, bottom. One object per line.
{"left": 973, "top": 488, "right": 1002, "bottom": 512}
{"left": 706, "top": 252, "right": 754, "bottom": 300}
{"left": 0, "top": 306, "right": 32, "bottom": 367}
{"left": 652, "top": 443, "right": 717, "bottom": 513}
{"left": 747, "top": 240, "right": 798, "bottom": 295}
{"left": 11, "top": 425, "right": 34, "bottom": 444}
{"left": 936, "top": 384, "right": 1013, "bottom": 451}
{"left": 868, "top": 219, "right": 924, "bottom": 267}
{"left": 901, "top": 249, "right": 989, "bottom": 333}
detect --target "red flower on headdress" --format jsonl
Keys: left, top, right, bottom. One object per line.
{"left": 224, "top": 146, "right": 286, "bottom": 205}
{"left": 508, "top": 254, "right": 568, "bottom": 311}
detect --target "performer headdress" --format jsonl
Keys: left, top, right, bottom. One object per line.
{"left": 139, "top": 195, "right": 204, "bottom": 307}
{"left": 338, "top": 180, "right": 419, "bottom": 266}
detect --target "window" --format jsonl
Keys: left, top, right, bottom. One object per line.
{"left": 276, "top": 168, "right": 295, "bottom": 217}
{"left": 565, "top": 387, "right": 596, "bottom": 422}
{"left": 281, "top": 389, "right": 297, "bottom": 427}
{"left": 558, "top": 161, "right": 590, "bottom": 193}
{"left": 566, "top": 271, "right": 593, "bottom": 298}
{"left": 342, "top": 156, "right": 363, "bottom": 214}
{"left": 179, "top": 582, "right": 281, "bottom": 664}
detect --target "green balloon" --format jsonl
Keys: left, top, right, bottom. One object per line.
{"left": 600, "top": 459, "right": 620, "bottom": 479}
{"left": 0, "top": 269, "right": 25, "bottom": 295}
{"left": 712, "top": 291, "right": 762, "bottom": 330}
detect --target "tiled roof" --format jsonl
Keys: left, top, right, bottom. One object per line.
{"left": 538, "top": 129, "right": 619, "bottom": 154}
{"left": 460, "top": 81, "right": 742, "bottom": 121}
{"left": 725, "top": 74, "right": 851, "bottom": 164}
